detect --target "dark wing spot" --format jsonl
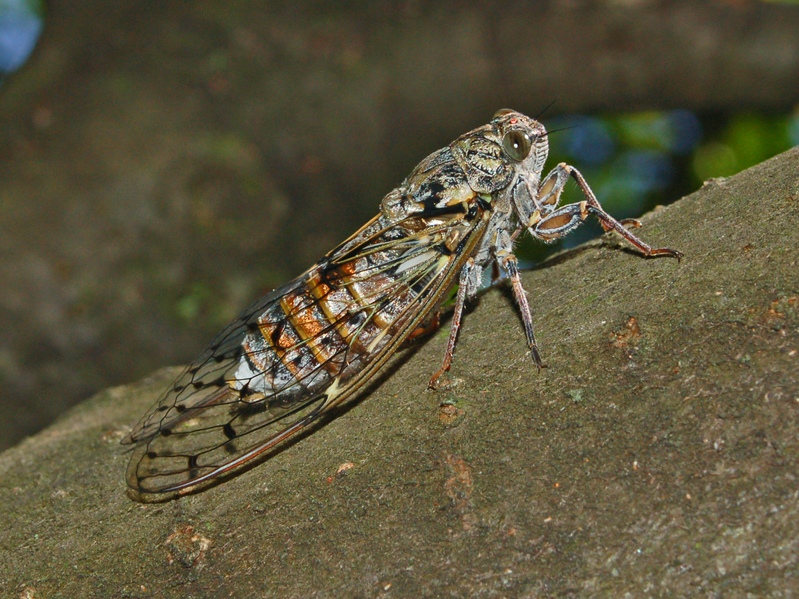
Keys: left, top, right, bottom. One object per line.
{"left": 174, "top": 404, "right": 186, "bottom": 413}
{"left": 160, "top": 428, "right": 172, "bottom": 437}
{"left": 238, "top": 401, "right": 268, "bottom": 419}
{"left": 188, "top": 455, "right": 198, "bottom": 469}
{"left": 146, "top": 451, "right": 158, "bottom": 459}
{"left": 210, "top": 376, "right": 226, "bottom": 387}
{"left": 223, "top": 423, "right": 237, "bottom": 439}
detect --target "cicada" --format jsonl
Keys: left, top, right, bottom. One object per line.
{"left": 123, "top": 109, "right": 681, "bottom": 498}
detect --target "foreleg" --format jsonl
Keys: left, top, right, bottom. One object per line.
{"left": 529, "top": 163, "right": 683, "bottom": 260}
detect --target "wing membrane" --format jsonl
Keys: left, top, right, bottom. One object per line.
{"left": 125, "top": 210, "right": 488, "bottom": 495}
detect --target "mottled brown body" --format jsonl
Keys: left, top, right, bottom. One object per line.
{"left": 124, "top": 110, "right": 681, "bottom": 498}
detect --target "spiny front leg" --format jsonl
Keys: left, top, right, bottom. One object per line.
{"left": 530, "top": 163, "right": 683, "bottom": 260}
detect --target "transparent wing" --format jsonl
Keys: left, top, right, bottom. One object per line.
{"left": 124, "top": 211, "right": 489, "bottom": 496}
{"left": 123, "top": 277, "right": 305, "bottom": 445}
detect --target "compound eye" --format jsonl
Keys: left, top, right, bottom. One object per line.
{"left": 502, "top": 130, "right": 532, "bottom": 162}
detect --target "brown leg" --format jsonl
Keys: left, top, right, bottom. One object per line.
{"left": 428, "top": 260, "right": 474, "bottom": 389}
{"left": 532, "top": 163, "right": 683, "bottom": 260}
{"left": 502, "top": 254, "right": 544, "bottom": 370}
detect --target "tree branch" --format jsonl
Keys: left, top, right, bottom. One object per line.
{"left": 2, "top": 148, "right": 797, "bottom": 596}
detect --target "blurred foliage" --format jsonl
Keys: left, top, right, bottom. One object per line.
{"left": 516, "top": 108, "right": 799, "bottom": 265}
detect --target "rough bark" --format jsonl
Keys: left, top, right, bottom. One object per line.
{"left": 1, "top": 148, "right": 797, "bottom": 597}
{"left": 2, "top": 0, "right": 799, "bottom": 451}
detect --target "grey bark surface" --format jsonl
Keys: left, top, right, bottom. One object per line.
{"left": 3, "top": 0, "right": 799, "bottom": 451}
{"left": 1, "top": 148, "right": 797, "bottom": 597}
